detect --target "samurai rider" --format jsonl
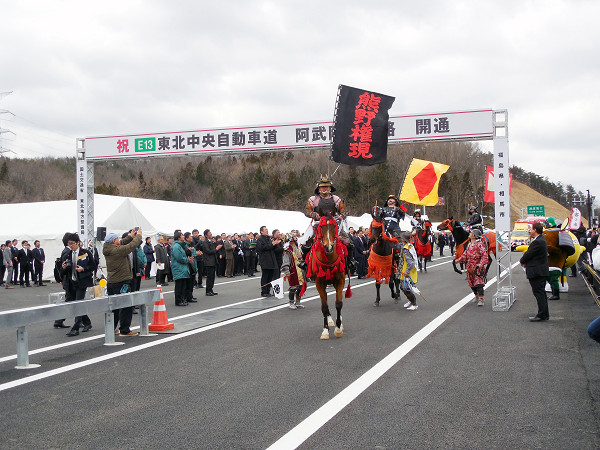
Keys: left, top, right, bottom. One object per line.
{"left": 394, "top": 231, "right": 419, "bottom": 311}
{"left": 411, "top": 209, "right": 424, "bottom": 232}
{"left": 467, "top": 205, "right": 483, "bottom": 232}
{"left": 299, "top": 175, "right": 356, "bottom": 272}
{"left": 372, "top": 194, "right": 407, "bottom": 238}
{"left": 280, "top": 233, "right": 306, "bottom": 310}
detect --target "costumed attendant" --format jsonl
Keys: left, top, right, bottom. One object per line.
{"left": 280, "top": 234, "right": 307, "bottom": 310}
{"left": 374, "top": 194, "right": 407, "bottom": 238}
{"left": 455, "top": 229, "right": 489, "bottom": 306}
{"left": 395, "top": 231, "right": 419, "bottom": 311}
{"left": 544, "top": 217, "right": 563, "bottom": 300}
{"left": 467, "top": 205, "right": 483, "bottom": 231}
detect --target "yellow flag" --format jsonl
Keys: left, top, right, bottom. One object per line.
{"left": 399, "top": 158, "right": 450, "bottom": 206}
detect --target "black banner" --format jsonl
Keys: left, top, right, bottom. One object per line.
{"left": 331, "top": 85, "right": 395, "bottom": 166}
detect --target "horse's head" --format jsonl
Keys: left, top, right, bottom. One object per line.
{"left": 317, "top": 216, "right": 338, "bottom": 254}
{"left": 369, "top": 218, "right": 384, "bottom": 243}
{"left": 437, "top": 217, "right": 455, "bottom": 232}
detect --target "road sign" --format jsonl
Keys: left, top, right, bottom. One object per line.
{"left": 527, "top": 205, "right": 545, "bottom": 216}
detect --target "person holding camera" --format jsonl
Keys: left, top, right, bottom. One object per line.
{"left": 103, "top": 227, "right": 143, "bottom": 336}
{"left": 60, "top": 233, "right": 94, "bottom": 337}
{"left": 256, "top": 225, "right": 281, "bottom": 297}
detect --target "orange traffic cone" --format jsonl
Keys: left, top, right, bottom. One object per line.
{"left": 149, "top": 285, "right": 175, "bottom": 331}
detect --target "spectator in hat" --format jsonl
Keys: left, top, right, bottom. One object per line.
{"left": 103, "top": 227, "right": 143, "bottom": 336}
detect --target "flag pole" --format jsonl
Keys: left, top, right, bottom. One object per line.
{"left": 328, "top": 84, "right": 343, "bottom": 178}
{"left": 397, "top": 158, "right": 414, "bottom": 207}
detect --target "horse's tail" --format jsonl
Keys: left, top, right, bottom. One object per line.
{"left": 345, "top": 266, "right": 352, "bottom": 298}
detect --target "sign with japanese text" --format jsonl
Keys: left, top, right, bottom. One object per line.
{"left": 76, "top": 160, "right": 87, "bottom": 239}
{"left": 527, "top": 205, "right": 545, "bottom": 216}
{"left": 493, "top": 138, "right": 511, "bottom": 231}
{"left": 330, "top": 85, "right": 395, "bottom": 166}
{"left": 83, "top": 109, "right": 494, "bottom": 160}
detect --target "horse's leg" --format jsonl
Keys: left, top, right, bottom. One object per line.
{"left": 389, "top": 273, "right": 398, "bottom": 299}
{"left": 317, "top": 279, "right": 331, "bottom": 340}
{"left": 418, "top": 255, "right": 422, "bottom": 271}
{"left": 424, "top": 257, "right": 427, "bottom": 272}
{"left": 373, "top": 282, "right": 381, "bottom": 306}
{"left": 334, "top": 277, "right": 344, "bottom": 338}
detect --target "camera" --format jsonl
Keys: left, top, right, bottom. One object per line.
{"left": 64, "top": 259, "right": 72, "bottom": 269}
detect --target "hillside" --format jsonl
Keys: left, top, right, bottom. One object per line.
{"left": 510, "top": 180, "right": 587, "bottom": 227}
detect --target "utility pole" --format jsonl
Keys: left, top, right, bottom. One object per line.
{"left": 0, "top": 91, "right": 16, "bottom": 155}
{"left": 587, "top": 189, "right": 593, "bottom": 227}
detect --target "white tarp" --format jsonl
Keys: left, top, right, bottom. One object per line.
{"left": 1, "top": 194, "right": 370, "bottom": 282}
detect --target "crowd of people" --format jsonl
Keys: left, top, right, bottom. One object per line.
{"left": 3, "top": 173, "right": 599, "bottom": 344}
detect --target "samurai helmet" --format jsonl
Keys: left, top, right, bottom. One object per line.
{"left": 469, "top": 205, "right": 478, "bottom": 212}
{"left": 413, "top": 209, "right": 421, "bottom": 217}
{"left": 315, "top": 175, "right": 336, "bottom": 195}
{"left": 386, "top": 194, "right": 399, "bottom": 205}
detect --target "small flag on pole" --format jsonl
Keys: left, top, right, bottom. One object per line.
{"left": 271, "top": 276, "right": 285, "bottom": 299}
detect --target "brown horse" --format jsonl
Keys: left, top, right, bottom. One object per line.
{"left": 413, "top": 220, "right": 433, "bottom": 272}
{"left": 305, "top": 216, "right": 351, "bottom": 340}
{"left": 367, "top": 218, "right": 400, "bottom": 305}
{"left": 437, "top": 217, "right": 499, "bottom": 274}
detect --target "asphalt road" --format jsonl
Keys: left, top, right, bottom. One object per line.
{"left": 0, "top": 254, "right": 599, "bottom": 449}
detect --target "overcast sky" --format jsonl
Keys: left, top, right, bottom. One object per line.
{"left": 1, "top": 1, "right": 598, "bottom": 206}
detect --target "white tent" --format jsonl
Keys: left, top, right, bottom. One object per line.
{"left": 1, "top": 195, "right": 370, "bottom": 281}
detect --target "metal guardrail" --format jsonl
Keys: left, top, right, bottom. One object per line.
{"left": 581, "top": 262, "right": 600, "bottom": 309}
{"left": 0, "top": 289, "right": 160, "bottom": 369}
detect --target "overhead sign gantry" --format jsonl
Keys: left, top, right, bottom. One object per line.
{"left": 77, "top": 108, "right": 513, "bottom": 308}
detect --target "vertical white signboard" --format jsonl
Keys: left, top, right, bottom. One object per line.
{"left": 76, "top": 160, "right": 87, "bottom": 239}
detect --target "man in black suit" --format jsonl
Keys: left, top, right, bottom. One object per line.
{"left": 201, "top": 229, "right": 222, "bottom": 296}
{"left": 60, "top": 233, "right": 94, "bottom": 336}
{"left": 256, "top": 226, "right": 282, "bottom": 297}
{"left": 520, "top": 222, "right": 550, "bottom": 322}
{"left": 17, "top": 240, "right": 34, "bottom": 287}
{"left": 31, "top": 240, "right": 46, "bottom": 286}
{"left": 243, "top": 233, "right": 257, "bottom": 277}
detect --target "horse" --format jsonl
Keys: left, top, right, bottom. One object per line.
{"left": 305, "top": 216, "right": 352, "bottom": 340}
{"left": 367, "top": 218, "right": 400, "bottom": 306}
{"left": 413, "top": 220, "right": 433, "bottom": 272}
{"left": 437, "top": 217, "right": 499, "bottom": 275}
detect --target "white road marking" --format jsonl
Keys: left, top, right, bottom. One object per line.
{"left": 267, "top": 261, "right": 521, "bottom": 449}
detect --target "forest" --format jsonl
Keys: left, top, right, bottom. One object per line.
{"left": 0, "top": 141, "right": 590, "bottom": 223}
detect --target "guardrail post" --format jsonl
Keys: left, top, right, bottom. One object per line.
{"left": 15, "top": 326, "right": 40, "bottom": 370}
{"left": 138, "top": 304, "right": 157, "bottom": 337}
{"left": 104, "top": 311, "right": 124, "bottom": 346}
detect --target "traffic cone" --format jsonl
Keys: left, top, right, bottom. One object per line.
{"left": 149, "top": 285, "right": 175, "bottom": 331}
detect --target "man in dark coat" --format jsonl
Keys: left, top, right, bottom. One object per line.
{"left": 191, "top": 229, "right": 204, "bottom": 288}
{"left": 201, "top": 229, "right": 222, "bottom": 296}
{"left": 256, "top": 225, "right": 282, "bottom": 297}
{"left": 243, "top": 233, "right": 257, "bottom": 277}
{"left": 60, "top": 233, "right": 95, "bottom": 336}
{"left": 352, "top": 232, "right": 367, "bottom": 278}
{"left": 31, "top": 240, "right": 46, "bottom": 286}
{"left": 17, "top": 240, "right": 34, "bottom": 287}
{"left": 520, "top": 222, "right": 550, "bottom": 322}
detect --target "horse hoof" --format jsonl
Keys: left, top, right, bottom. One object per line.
{"left": 334, "top": 326, "right": 343, "bottom": 337}
{"left": 373, "top": 301, "right": 380, "bottom": 307}
{"left": 320, "top": 329, "right": 330, "bottom": 340}
{"left": 327, "top": 316, "right": 335, "bottom": 327}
